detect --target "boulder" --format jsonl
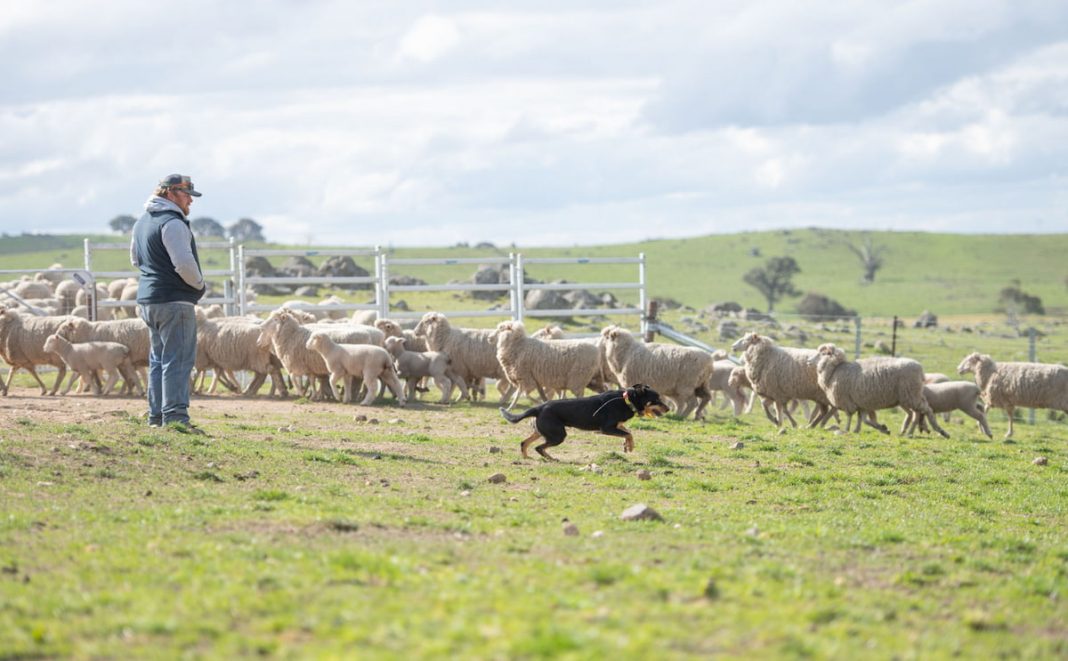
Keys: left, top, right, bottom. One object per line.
{"left": 318, "top": 256, "right": 371, "bottom": 291}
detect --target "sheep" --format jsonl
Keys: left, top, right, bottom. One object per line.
{"left": 54, "top": 280, "right": 81, "bottom": 315}
{"left": 42, "top": 334, "right": 142, "bottom": 396}
{"left": 814, "top": 343, "right": 947, "bottom": 437}
{"left": 71, "top": 304, "right": 115, "bottom": 321}
{"left": 492, "top": 320, "right": 602, "bottom": 409}
{"left": 925, "top": 372, "right": 952, "bottom": 422}
{"left": 375, "top": 319, "right": 429, "bottom": 352}
{"left": 351, "top": 310, "right": 378, "bottom": 326}
{"left": 195, "top": 314, "right": 288, "bottom": 397}
{"left": 56, "top": 318, "right": 150, "bottom": 396}
{"left": 600, "top": 325, "right": 714, "bottom": 419}
{"left": 531, "top": 325, "right": 565, "bottom": 340}
{"left": 957, "top": 352, "right": 1068, "bottom": 438}
{"left": 0, "top": 308, "right": 81, "bottom": 395}
{"left": 904, "top": 381, "right": 992, "bottom": 438}
{"left": 12, "top": 281, "right": 53, "bottom": 300}
{"left": 256, "top": 308, "right": 383, "bottom": 400}
{"left": 413, "top": 312, "right": 512, "bottom": 403}
{"left": 107, "top": 278, "right": 136, "bottom": 300}
{"left": 706, "top": 351, "right": 748, "bottom": 416}
{"left": 281, "top": 295, "right": 348, "bottom": 321}
{"left": 305, "top": 332, "right": 404, "bottom": 405}
{"left": 384, "top": 336, "right": 460, "bottom": 403}
{"left": 730, "top": 332, "right": 833, "bottom": 429}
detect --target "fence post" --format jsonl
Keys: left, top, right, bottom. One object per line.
{"left": 375, "top": 246, "right": 387, "bottom": 319}
{"left": 237, "top": 245, "right": 246, "bottom": 316}
{"left": 638, "top": 252, "right": 647, "bottom": 337}
{"left": 1029, "top": 327, "right": 1037, "bottom": 425}
{"left": 891, "top": 315, "right": 898, "bottom": 357}
{"left": 508, "top": 253, "right": 517, "bottom": 320}
{"left": 227, "top": 237, "right": 237, "bottom": 316}
{"left": 854, "top": 316, "right": 862, "bottom": 359}
{"left": 515, "top": 253, "right": 525, "bottom": 324}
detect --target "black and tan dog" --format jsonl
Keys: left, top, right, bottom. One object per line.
{"left": 499, "top": 384, "right": 669, "bottom": 461}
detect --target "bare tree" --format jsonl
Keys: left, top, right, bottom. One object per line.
{"left": 845, "top": 234, "right": 886, "bottom": 284}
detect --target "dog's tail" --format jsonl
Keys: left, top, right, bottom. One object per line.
{"left": 499, "top": 405, "right": 541, "bottom": 424}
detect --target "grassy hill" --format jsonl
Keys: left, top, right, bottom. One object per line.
{"left": 1, "top": 229, "right": 1066, "bottom": 317}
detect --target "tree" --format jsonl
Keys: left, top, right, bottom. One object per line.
{"left": 191, "top": 216, "right": 226, "bottom": 239}
{"left": 998, "top": 280, "right": 1044, "bottom": 315}
{"left": 227, "top": 218, "right": 265, "bottom": 242}
{"left": 108, "top": 214, "right": 137, "bottom": 234}
{"left": 744, "top": 256, "right": 801, "bottom": 312}
{"left": 845, "top": 234, "right": 886, "bottom": 284}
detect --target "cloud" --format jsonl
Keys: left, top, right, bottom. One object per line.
{"left": 398, "top": 15, "right": 461, "bottom": 63}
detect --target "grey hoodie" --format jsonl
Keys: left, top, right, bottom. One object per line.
{"left": 129, "top": 196, "right": 205, "bottom": 292}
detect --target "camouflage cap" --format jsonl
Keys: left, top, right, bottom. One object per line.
{"left": 159, "top": 173, "right": 202, "bottom": 197}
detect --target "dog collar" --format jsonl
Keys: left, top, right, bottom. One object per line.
{"left": 622, "top": 390, "right": 640, "bottom": 414}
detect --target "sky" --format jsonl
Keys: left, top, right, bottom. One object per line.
{"left": 1, "top": 0, "right": 1066, "bottom": 247}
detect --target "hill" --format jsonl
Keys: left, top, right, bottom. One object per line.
{"left": 1, "top": 229, "right": 1066, "bottom": 317}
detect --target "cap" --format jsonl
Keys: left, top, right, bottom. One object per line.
{"left": 159, "top": 173, "right": 202, "bottom": 197}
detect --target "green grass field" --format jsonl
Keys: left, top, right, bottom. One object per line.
{"left": 2, "top": 229, "right": 1067, "bottom": 658}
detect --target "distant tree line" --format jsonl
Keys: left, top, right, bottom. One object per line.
{"left": 108, "top": 215, "right": 265, "bottom": 242}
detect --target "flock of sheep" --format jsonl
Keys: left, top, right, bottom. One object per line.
{"left": 2, "top": 271, "right": 1068, "bottom": 441}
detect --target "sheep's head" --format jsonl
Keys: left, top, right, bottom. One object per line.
{"left": 256, "top": 314, "right": 284, "bottom": 348}
{"left": 727, "top": 366, "right": 748, "bottom": 388}
{"left": 957, "top": 352, "right": 985, "bottom": 375}
{"left": 414, "top": 312, "right": 445, "bottom": 337}
{"left": 491, "top": 320, "right": 523, "bottom": 344}
{"left": 711, "top": 349, "right": 728, "bottom": 362}
{"left": 601, "top": 325, "right": 631, "bottom": 343}
{"left": 813, "top": 343, "right": 846, "bottom": 370}
{"left": 305, "top": 332, "right": 328, "bottom": 352}
{"left": 730, "top": 332, "right": 762, "bottom": 353}
{"left": 375, "top": 319, "right": 402, "bottom": 337}
{"left": 384, "top": 336, "right": 406, "bottom": 357}
{"left": 43, "top": 334, "right": 60, "bottom": 353}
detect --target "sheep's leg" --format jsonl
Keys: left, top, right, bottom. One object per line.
{"left": 506, "top": 383, "right": 524, "bottom": 410}
{"left": 100, "top": 368, "right": 122, "bottom": 395}
{"left": 693, "top": 386, "right": 711, "bottom": 420}
{"left": 777, "top": 401, "right": 798, "bottom": 428}
{"left": 729, "top": 390, "right": 745, "bottom": 417}
{"left": 243, "top": 372, "right": 268, "bottom": 397}
{"left": 963, "top": 404, "right": 993, "bottom": 439}
{"left": 381, "top": 370, "right": 405, "bottom": 406}
{"left": 760, "top": 397, "right": 778, "bottom": 424}
{"left": 806, "top": 403, "right": 831, "bottom": 428}
{"left": 61, "top": 369, "right": 78, "bottom": 396}
{"left": 405, "top": 378, "right": 418, "bottom": 402}
{"left": 436, "top": 376, "right": 452, "bottom": 404}
{"left": 1003, "top": 406, "right": 1015, "bottom": 438}
{"left": 121, "top": 361, "right": 144, "bottom": 396}
{"left": 48, "top": 363, "right": 67, "bottom": 396}
{"left": 359, "top": 375, "right": 380, "bottom": 406}
{"left": 743, "top": 389, "right": 755, "bottom": 414}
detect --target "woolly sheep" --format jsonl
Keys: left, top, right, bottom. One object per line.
{"left": 814, "top": 343, "right": 947, "bottom": 437}
{"left": 0, "top": 308, "right": 81, "bottom": 395}
{"left": 107, "top": 278, "right": 136, "bottom": 300}
{"left": 71, "top": 305, "right": 115, "bottom": 321}
{"left": 375, "top": 319, "right": 429, "bottom": 352}
{"left": 43, "top": 334, "right": 141, "bottom": 396}
{"left": 56, "top": 318, "right": 149, "bottom": 395}
{"left": 600, "top": 325, "right": 714, "bottom": 419}
{"left": 531, "top": 325, "right": 565, "bottom": 340}
{"left": 957, "top": 352, "right": 1068, "bottom": 438}
{"left": 706, "top": 351, "right": 747, "bottom": 416}
{"left": 305, "top": 332, "right": 404, "bottom": 405}
{"left": 413, "top": 312, "right": 512, "bottom": 403}
{"left": 12, "top": 281, "right": 53, "bottom": 300}
{"left": 904, "top": 381, "right": 992, "bottom": 438}
{"left": 730, "top": 332, "right": 833, "bottom": 429}
{"left": 195, "top": 314, "right": 288, "bottom": 397}
{"left": 384, "top": 336, "right": 461, "bottom": 403}
{"left": 493, "top": 320, "right": 602, "bottom": 409}
{"left": 256, "top": 308, "right": 381, "bottom": 400}
{"left": 54, "top": 280, "right": 81, "bottom": 315}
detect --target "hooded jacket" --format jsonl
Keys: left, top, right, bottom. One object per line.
{"left": 130, "top": 196, "right": 206, "bottom": 305}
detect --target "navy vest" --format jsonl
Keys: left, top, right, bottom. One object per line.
{"left": 132, "top": 210, "right": 205, "bottom": 305}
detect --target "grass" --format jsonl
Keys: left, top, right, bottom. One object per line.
{"left": 0, "top": 399, "right": 1066, "bottom": 658}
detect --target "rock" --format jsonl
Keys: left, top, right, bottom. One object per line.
{"left": 636, "top": 469, "right": 652, "bottom": 480}
{"left": 471, "top": 265, "right": 508, "bottom": 301}
{"left": 460, "top": 490, "right": 471, "bottom": 497}
{"left": 580, "top": 463, "right": 603, "bottom": 474}
{"left": 318, "top": 256, "right": 371, "bottom": 291}
{"left": 591, "top": 530, "right": 605, "bottom": 538}
{"left": 563, "top": 289, "right": 602, "bottom": 310}
{"left": 388, "top": 274, "right": 427, "bottom": 287}
{"left": 914, "top": 310, "right": 938, "bottom": 328}
{"left": 279, "top": 256, "right": 317, "bottom": 278}
{"left": 872, "top": 340, "right": 892, "bottom": 355}
{"left": 717, "top": 320, "right": 740, "bottom": 341}
{"left": 488, "top": 473, "right": 507, "bottom": 484}
{"left": 563, "top": 522, "right": 580, "bottom": 536}
{"left": 489, "top": 446, "right": 501, "bottom": 454}
{"left": 353, "top": 414, "right": 367, "bottom": 422}
{"left": 524, "top": 287, "right": 570, "bottom": 314}
{"left": 730, "top": 441, "right": 744, "bottom": 450}
{"left": 708, "top": 301, "right": 743, "bottom": 315}
{"left": 745, "top": 526, "right": 759, "bottom": 537}
{"left": 703, "top": 578, "right": 720, "bottom": 599}
{"left": 1033, "top": 456, "right": 1048, "bottom": 466}
{"left": 388, "top": 418, "right": 401, "bottom": 424}
{"left": 620, "top": 503, "right": 663, "bottom": 522}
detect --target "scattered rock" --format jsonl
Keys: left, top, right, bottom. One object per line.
{"left": 388, "top": 418, "right": 401, "bottom": 424}
{"left": 745, "top": 526, "right": 760, "bottom": 537}
{"left": 730, "top": 441, "right": 745, "bottom": 450}
{"left": 592, "top": 530, "right": 605, "bottom": 538}
{"left": 872, "top": 340, "right": 892, "bottom": 355}
{"left": 368, "top": 418, "right": 380, "bottom": 425}
{"left": 636, "top": 469, "right": 652, "bottom": 480}
{"left": 489, "top": 446, "right": 501, "bottom": 454}
{"left": 460, "top": 490, "right": 471, "bottom": 497}
{"left": 353, "top": 414, "right": 367, "bottom": 422}
{"left": 488, "top": 473, "right": 507, "bottom": 484}
{"left": 1033, "top": 456, "right": 1048, "bottom": 466}
{"left": 563, "top": 522, "right": 580, "bottom": 536}
{"left": 914, "top": 310, "right": 938, "bottom": 328}
{"left": 580, "top": 463, "right": 603, "bottom": 474}
{"left": 703, "top": 578, "right": 720, "bottom": 600}
{"left": 620, "top": 503, "right": 663, "bottom": 522}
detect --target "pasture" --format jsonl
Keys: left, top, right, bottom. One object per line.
{"left": 2, "top": 229, "right": 1068, "bottom": 657}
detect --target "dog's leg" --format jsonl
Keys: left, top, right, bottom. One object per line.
{"left": 599, "top": 422, "right": 635, "bottom": 453}
{"left": 520, "top": 431, "right": 542, "bottom": 459}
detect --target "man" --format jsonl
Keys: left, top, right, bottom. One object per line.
{"left": 130, "top": 174, "right": 207, "bottom": 433}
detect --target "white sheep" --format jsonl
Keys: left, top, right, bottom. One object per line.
{"left": 305, "top": 332, "right": 404, "bottom": 406}
{"left": 195, "top": 314, "right": 288, "bottom": 397}
{"left": 413, "top": 312, "right": 512, "bottom": 403}
{"left": 730, "top": 333, "right": 833, "bottom": 429}
{"left": 904, "top": 381, "right": 992, "bottom": 438}
{"left": 600, "top": 325, "right": 714, "bottom": 419}
{"left": 0, "top": 308, "right": 81, "bottom": 395}
{"left": 706, "top": 352, "right": 748, "bottom": 416}
{"left": 43, "top": 333, "right": 142, "bottom": 396}
{"left": 383, "top": 336, "right": 460, "bottom": 403}
{"left": 57, "top": 318, "right": 150, "bottom": 394}
{"left": 256, "top": 308, "right": 382, "bottom": 400}
{"left": 957, "top": 352, "right": 1068, "bottom": 438}
{"left": 815, "top": 343, "right": 947, "bottom": 437}
{"left": 493, "top": 320, "right": 602, "bottom": 409}
{"left": 375, "top": 319, "right": 429, "bottom": 352}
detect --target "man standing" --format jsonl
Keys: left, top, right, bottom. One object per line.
{"left": 130, "top": 174, "right": 207, "bottom": 433}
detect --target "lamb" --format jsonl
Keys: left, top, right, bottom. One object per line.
{"left": 43, "top": 334, "right": 142, "bottom": 396}
{"left": 256, "top": 308, "right": 383, "bottom": 400}
{"left": 957, "top": 352, "right": 1068, "bottom": 438}
{"left": 600, "top": 325, "right": 714, "bottom": 419}
{"left": 814, "top": 343, "right": 947, "bottom": 437}
{"left": 0, "top": 308, "right": 81, "bottom": 395}
{"left": 493, "top": 320, "right": 602, "bottom": 409}
{"left": 413, "top": 312, "right": 512, "bottom": 403}
{"left": 384, "top": 336, "right": 460, "bottom": 403}
{"left": 705, "top": 351, "right": 748, "bottom": 416}
{"left": 730, "top": 333, "right": 833, "bottom": 429}
{"left": 55, "top": 318, "right": 150, "bottom": 395}
{"left": 305, "top": 333, "right": 405, "bottom": 405}
{"left": 904, "top": 381, "right": 992, "bottom": 438}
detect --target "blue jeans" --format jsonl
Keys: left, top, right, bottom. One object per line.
{"left": 140, "top": 302, "right": 197, "bottom": 425}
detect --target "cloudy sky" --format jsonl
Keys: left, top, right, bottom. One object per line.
{"left": 1, "top": 0, "right": 1066, "bottom": 247}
